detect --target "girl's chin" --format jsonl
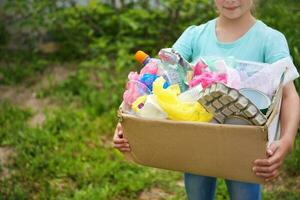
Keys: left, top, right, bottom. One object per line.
{"left": 221, "top": 12, "right": 243, "bottom": 20}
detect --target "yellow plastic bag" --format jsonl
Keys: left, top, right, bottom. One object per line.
{"left": 152, "top": 77, "right": 213, "bottom": 122}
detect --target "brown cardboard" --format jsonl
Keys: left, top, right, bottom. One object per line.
{"left": 119, "top": 84, "right": 283, "bottom": 184}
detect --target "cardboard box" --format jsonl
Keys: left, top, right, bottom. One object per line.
{"left": 119, "top": 84, "right": 282, "bottom": 184}
{"left": 119, "top": 69, "right": 286, "bottom": 184}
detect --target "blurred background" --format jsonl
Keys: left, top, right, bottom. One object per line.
{"left": 0, "top": 0, "right": 299, "bottom": 199}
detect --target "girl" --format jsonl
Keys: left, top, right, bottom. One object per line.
{"left": 113, "top": 0, "right": 300, "bottom": 199}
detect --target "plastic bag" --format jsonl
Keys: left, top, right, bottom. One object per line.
{"left": 191, "top": 58, "right": 242, "bottom": 89}
{"left": 123, "top": 77, "right": 150, "bottom": 106}
{"left": 152, "top": 77, "right": 213, "bottom": 122}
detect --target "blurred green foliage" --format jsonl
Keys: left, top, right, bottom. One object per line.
{"left": 0, "top": 0, "right": 299, "bottom": 89}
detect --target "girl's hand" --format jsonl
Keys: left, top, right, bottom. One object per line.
{"left": 113, "top": 123, "right": 131, "bottom": 152}
{"left": 253, "top": 139, "right": 292, "bottom": 181}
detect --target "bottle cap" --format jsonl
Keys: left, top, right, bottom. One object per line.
{"left": 135, "top": 50, "right": 149, "bottom": 64}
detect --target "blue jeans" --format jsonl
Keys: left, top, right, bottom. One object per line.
{"left": 184, "top": 173, "right": 261, "bottom": 200}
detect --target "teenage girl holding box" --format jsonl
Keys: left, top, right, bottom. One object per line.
{"left": 113, "top": 0, "right": 300, "bottom": 199}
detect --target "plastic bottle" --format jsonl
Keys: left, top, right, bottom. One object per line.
{"left": 158, "top": 49, "right": 190, "bottom": 92}
{"left": 161, "top": 61, "right": 188, "bottom": 92}
{"left": 135, "top": 50, "right": 188, "bottom": 92}
{"left": 135, "top": 50, "right": 169, "bottom": 86}
{"left": 135, "top": 51, "right": 161, "bottom": 75}
{"left": 135, "top": 51, "right": 158, "bottom": 66}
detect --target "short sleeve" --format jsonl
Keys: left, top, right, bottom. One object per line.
{"left": 264, "top": 30, "right": 290, "bottom": 64}
{"left": 172, "top": 25, "right": 197, "bottom": 62}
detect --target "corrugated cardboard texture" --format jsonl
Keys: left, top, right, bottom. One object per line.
{"left": 119, "top": 76, "right": 284, "bottom": 184}
{"left": 121, "top": 116, "right": 267, "bottom": 184}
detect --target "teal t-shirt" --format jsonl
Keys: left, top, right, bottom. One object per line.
{"left": 172, "top": 18, "right": 291, "bottom": 65}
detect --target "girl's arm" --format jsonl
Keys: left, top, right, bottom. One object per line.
{"left": 279, "top": 82, "right": 300, "bottom": 150}
{"left": 253, "top": 81, "right": 300, "bottom": 181}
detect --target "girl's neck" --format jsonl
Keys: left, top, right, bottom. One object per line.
{"left": 216, "top": 13, "right": 256, "bottom": 43}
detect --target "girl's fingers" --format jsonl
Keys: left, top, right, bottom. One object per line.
{"left": 116, "top": 123, "right": 124, "bottom": 138}
{"left": 114, "top": 130, "right": 124, "bottom": 140}
{"left": 253, "top": 161, "right": 282, "bottom": 173}
{"left": 120, "top": 147, "right": 131, "bottom": 152}
{"left": 113, "top": 138, "right": 128, "bottom": 144}
{"left": 267, "top": 142, "right": 280, "bottom": 156}
{"left": 117, "top": 123, "right": 123, "bottom": 133}
{"left": 254, "top": 154, "right": 281, "bottom": 166}
{"left": 114, "top": 145, "right": 131, "bottom": 152}
{"left": 113, "top": 123, "right": 130, "bottom": 152}
{"left": 113, "top": 143, "right": 130, "bottom": 149}
{"left": 255, "top": 170, "right": 279, "bottom": 180}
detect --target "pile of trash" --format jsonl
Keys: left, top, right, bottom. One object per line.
{"left": 122, "top": 48, "right": 288, "bottom": 125}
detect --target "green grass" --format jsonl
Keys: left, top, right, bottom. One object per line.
{"left": 0, "top": 101, "right": 31, "bottom": 146}
{"left": 0, "top": 100, "right": 185, "bottom": 199}
{"left": 0, "top": 52, "right": 49, "bottom": 85}
{"left": 284, "top": 133, "right": 300, "bottom": 175}
{"left": 263, "top": 191, "right": 300, "bottom": 200}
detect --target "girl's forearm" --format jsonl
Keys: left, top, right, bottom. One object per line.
{"left": 280, "top": 84, "right": 300, "bottom": 151}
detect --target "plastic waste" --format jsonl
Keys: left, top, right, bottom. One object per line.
{"left": 152, "top": 77, "right": 213, "bottom": 122}
{"left": 135, "top": 50, "right": 160, "bottom": 76}
{"left": 140, "top": 62, "right": 158, "bottom": 76}
{"left": 123, "top": 51, "right": 172, "bottom": 107}
{"left": 213, "top": 59, "right": 241, "bottom": 89}
{"left": 160, "top": 61, "right": 187, "bottom": 92}
{"left": 178, "top": 84, "right": 203, "bottom": 102}
{"left": 135, "top": 49, "right": 192, "bottom": 92}
{"left": 159, "top": 48, "right": 194, "bottom": 79}
{"left": 233, "top": 60, "right": 265, "bottom": 81}
{"left": 139, "top": 73, "right": 169, "bottom": 91}
{"left": 135, "top": 50, "right": 158, "bottom": 66}
{"left": 190, "top": 60, "right": 227, "bottom": 89}
{"left": 132, "top": 95, "right": 167, "bottom": 119}
{"left": 238, "top": 58, "right": 289, "bottom": 97}
{"left": 158, "top": 48, "right": 192, "bottom": 92}
{"left": 139, "top": 74, "right": 158, "bottom": 91}
{"left": 239, "top": 88, "right": 271, "bottom": 115}
{"left": 123, "top": 79, "right": 150, "bottom": 106}
{"left": 190, "top": 58, "right": 242, "bottom": 89}
{"left": 193, "top": 59, "right": 207, "bottom": 76}
{"left": 200, "top": 56, "right": 236, "bottom": 72}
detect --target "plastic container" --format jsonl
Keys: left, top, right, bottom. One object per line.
{"left": 158, "top": 49, "right": 188, "bottom": 92}
{"left": 132, "top": 95, "right": 167, "bottom": 119}
{"left": 178, "top": 84, "right": 203, "bottom": 102}
{"left": 135, "top": 50, "right": 168, "bottom": 82}
{"left": 239, "top": 88, "right": 271, "bottom": 115}
{"left": 135, "top": 50, "right": 158, "bottom": 66}
{"left": 135, "top": 50, "right": 188, "bottom": 92}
